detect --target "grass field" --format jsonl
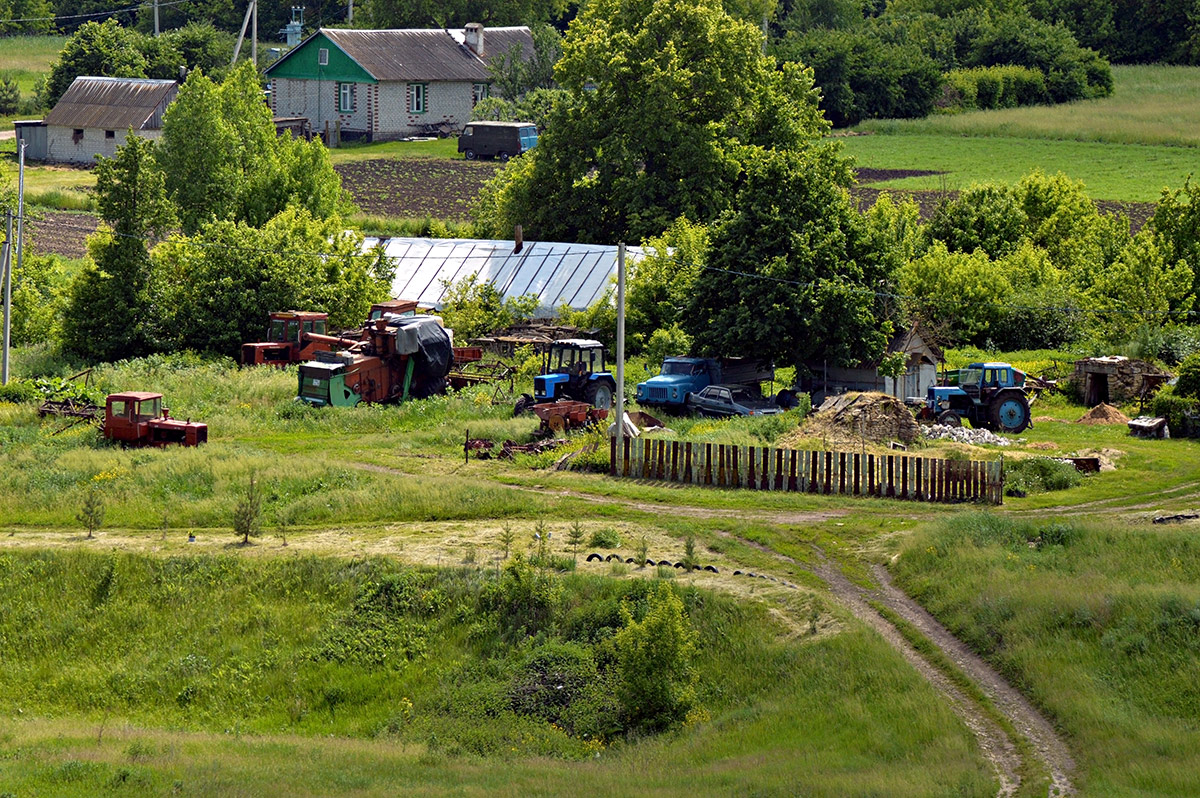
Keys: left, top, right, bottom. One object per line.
{"left": 845, "top": 65, "right": 1200, "bottom": 202}
{"left": 0, "top": 35, "right": 63, "bottom": 128}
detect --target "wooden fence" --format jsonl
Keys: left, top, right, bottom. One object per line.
{"left": 610, "top": 438, "right": 1003, "bottom": 505}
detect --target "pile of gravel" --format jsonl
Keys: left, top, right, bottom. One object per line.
{"left": 921, "top": 424, "right": 1013, "bottom": 446}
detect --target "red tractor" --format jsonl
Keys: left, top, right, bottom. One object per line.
{"left": 102, "top": 392, "right": 207, "bottom": 447}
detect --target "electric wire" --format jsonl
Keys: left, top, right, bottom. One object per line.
{"left": 0, "top": 0, "right": 192, "bottom": 26}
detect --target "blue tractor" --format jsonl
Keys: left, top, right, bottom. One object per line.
{"left": 922, "top": 362, "right": 1032, "bottom": 434}
{"left": 515, "top": 339, "right": 617, "bottom": 413}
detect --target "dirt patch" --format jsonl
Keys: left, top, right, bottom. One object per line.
{"left": 28, "top": 211, "right": 99, "bottom": 259}
{"left": 789, "top": 392, "right": 920, "bottom": 447}
{"left": 1076, "top": 403, "right": 1130, "bottom": 425}
{"left": 335, "top": 158, "right": 500, "bottom": 220}
{"left": 855, "top": 167, "right": 946, "bottom": 182}
{"left": 1026, "top": 441, "right": 1058, "bottom": 451}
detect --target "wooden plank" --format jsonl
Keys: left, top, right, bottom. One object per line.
{"left": 915, "top": 457, "right": 923, "bottom": 500}
{"left": 868, "top": 454, "right": 875, "bottom": 496}
{"left": 623, "top": 437, "right": 631, "bottom": 477}
{"left": 684, "top": 442, "right": 693, "bottom": 483}
{"left": 838, "top": 452, "right": 846, "bottom": 495}
{"left": 610, "top": 435, "right": 617, "bottom": 476}
{"left": 901, "top": 455, "right": 909, "bottom": 500}
{"left": 788, "top": 450, "right": 799, "bottom": 492}
{"left": 886, "top": 455, "right": 895, "bottom": 498}
{"left": 732, "top": 445, "right": 740, "bottom": 487}
{"left": 775, "top": 449, "right": 784, "bottom": 491}
{"left": 705, "top": 443, "right": 713, "bottom": 485}
{"left": 643, "top": 439, "right": 651, "bottom": 479}
{"left": 852, "top": 453, "right": 861, "bottom": 495}
{"left": 670, "top": 441, "right": 679, "bottom": 482}
{"left": 656, "top": 439, "right": 665, "bottom": 480}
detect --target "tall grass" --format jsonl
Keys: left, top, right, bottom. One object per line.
{"left": 0, "top": 549, "right": 994, "bottom": 797}
{"left": 893, "top": 513, "right": 1200, "bottom": 796}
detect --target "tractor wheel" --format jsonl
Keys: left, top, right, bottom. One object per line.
{"left": 586, "top": 381, "right": 614, "bottom": 409}
{"left": 775, "top": 389, "right": 799, "bottom": 409}
{"left": 514, "top": 393, "right": 535, "bottom": 416}
{"left": 990, "top": 390, "right": 1031, "bottom": 433}
{"left": 937, "top": 410, "right": 962, "bottom": 427}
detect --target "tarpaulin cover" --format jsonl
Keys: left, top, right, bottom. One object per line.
{"left": 393, "top": 316, "right": 452, "bottom": 398}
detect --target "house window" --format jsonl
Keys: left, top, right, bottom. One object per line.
{"left": 338, "top": 82, "right": 355, "bottom": 112}
{"left": 472, "top": 83, "right": 488, "bottom": 106}
{"left": 72, "top": 128, "right": 84, "bottom": 144}
{"left": 105, "top": 130, "right": 115, "bottom": 139}
{"left": 318, "top": 47, "right": 329, "bottom": 66}
{"left": 409, "top": 83, "right": 427, "bottom": 114}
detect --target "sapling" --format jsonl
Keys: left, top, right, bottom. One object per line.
{"left": 77, "top": 486, "right": 105, "bottom": 540}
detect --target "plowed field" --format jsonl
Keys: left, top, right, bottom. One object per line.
{"left": 335, "top": 158, "right": 501, "bottom": 220}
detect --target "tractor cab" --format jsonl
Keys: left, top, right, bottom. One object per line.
{"left": 103, "top": 392, "right": 207, "bottom": 446}
{"left": 242, "top": 311, "right": 329, "bottom": 366}
{"left": 368, "top": 299, "right": 419, "bottom": 322}
{"left": 532, "top": 339, "right": 617, "bottom": 409}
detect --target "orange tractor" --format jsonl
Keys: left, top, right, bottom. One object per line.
{"left": 102, "top": 392, "right": 207, "bottom": 447}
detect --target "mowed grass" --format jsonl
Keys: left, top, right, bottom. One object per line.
{"left": 840, "top": 134, "right": 1193, "bottom": 202}
{"left": 844, "top": 65, "right": 1200, "bottom": 202}
{"left": 0, "top": 35, "right": 65, "bottom": 92}
{"left": 893, "top": 514, "right": 1200, "bottom": 796}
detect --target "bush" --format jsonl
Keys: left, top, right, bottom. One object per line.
{"left": 613, "top": 583, "right": 699, "bottom": 734}
{"left": 1173, "top": 354, "right": 1200, "bottom": 399}
{"left": 1151, "top": 388, "right": 1199, "bottom": 437}
{"left": 1004, "top": 457, "right": 1082, "bottom": 496}
{"left": 588, "top": 528, "right": 621, "bottom": 548}
{"left": 0, "top": 380, "right": 41, "bottom": 404}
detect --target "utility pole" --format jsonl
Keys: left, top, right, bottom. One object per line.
{"left": 251, "top": 0, "right": 257, "bottom": 67}
{"left": 1, "top": 210, "right": 11, "bottom": 385}
{"left": 154, "top": 0, "right": 159, "bottom": 36}
{"left": 232, "top": 0, "right": 258, "bottom": 66}
{"left": 347, "top": 0, "right": 353, "bottom": 24}
{"left": 615, "top": 242, "right": 626, "bottom": 471}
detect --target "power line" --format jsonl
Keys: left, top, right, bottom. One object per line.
{"left": 31, "top": 217, "right": 1198, "bottom": 319}
{"left": 0, "top": 0, "right": 192, "bottom": 26}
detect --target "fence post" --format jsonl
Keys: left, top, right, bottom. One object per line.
{"left": 775, "top": 449, "right": 784, "bottom": 490}
{"left": 623, "top": 437, "right": 631, "bottom": 477}
{"left": 684, "top": 442, "right": 693, "bottom": 483}
{"left": 901, "top": 456, "right": 909, "bottom": 499}
{"left": 761, "top": 447, "right": 771, "bottom": 490}
{"left": 656, "top": 440, "right": 665, "bottom": 479}
{"left": 852, "top": 453, "right": 861, "bottom": 495}
{"left": 670, "top": 441, "right": 679, "bottom": 482}
{"left": 915, "top": 457, "right": 923, "bottom": 500}
{"left": 610, "top": 435, "right": 617, "bottom": 476}
{"left": 705, "top": 443, "right": 713, "bottom": 485}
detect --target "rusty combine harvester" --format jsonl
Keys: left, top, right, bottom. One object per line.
{"left": 297, "top": 314, "right": 454, "bottom": 407}
{"left": 102, "top": 392, "right": 207, "bottom": 446}
{"left": 242, "top": 301, "right": 420, "bottom": 367}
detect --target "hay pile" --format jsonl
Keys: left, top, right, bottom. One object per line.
{"left": 1076, "top": 403, "right": 1131, "bottom": 425}
{"left": 794, "top": 392, "right": 920, "bottom": 445}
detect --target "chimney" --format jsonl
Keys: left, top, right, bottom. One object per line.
{"left": 464, "top": 22, "right": 484, "bottom": 57}
{"left": 513, "top": 224, "right": 523, "bottom": 254}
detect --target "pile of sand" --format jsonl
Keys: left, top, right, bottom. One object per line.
{"left": 793, "top": 392, "right": 920, "bottom": 446}
{"left": 1076, "top": 403, "right": 1131, "bottom": 425}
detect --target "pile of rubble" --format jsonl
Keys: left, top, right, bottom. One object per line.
{"left": 1076, "top": 402, "right": 1130, "bottom": 425}
{"left": 801, "top": 392, "right": 921, "bottom": 445}
{"left": 921, "top": 424, "right": 1013, "bottom": 446}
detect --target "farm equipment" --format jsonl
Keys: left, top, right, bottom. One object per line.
{"left": 917, "top": 362, "right": 1032, "bottom": 434}
{"left": 517, "top": 339, "right": 617, "bottom": 413}
{"left": 243, "top": 301, "right": 420, "bottom": 367}
{"left": 447, "top": 347, "right": 516, "bottom": 401}
{"left": 297, "top": 315, "right": 453, "bottom": 407}
{"left": 102, "top": 392, "right": 207, "bottom": 446}
{"left": 532, "top": 400, "right": 608, "bottom": 434}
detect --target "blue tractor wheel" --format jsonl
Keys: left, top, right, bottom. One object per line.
{"left": 990, "top": 390, "right": 1031, "bottom": 433}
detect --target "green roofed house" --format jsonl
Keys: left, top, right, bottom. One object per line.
{"left": 264, "top": 24, "right": 533, "bottom": 142}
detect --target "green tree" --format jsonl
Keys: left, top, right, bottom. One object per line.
{"left": 46, "top": 19, "right": 149, "bottom": 106}
{"left": 614, "top": 583, "right": 699, "bottom": 733}
{"left": 685, "top": 147, "right": 892, "bottom": 368}
{"left": 487, "top": 23, "right": 562, "bottom": 98}
{"left": 77, "top": 486, "right": 105, "bottom": 540}
{"left": 896, "top": 242, "right": 1011, "bottom": 346}
{"left": 1086, "top": 230, "right": 1193, "bottom": 343}
{"left": 473, "top": 0, "right": 829, "bottom": 243}
{"left": 232, "top": 472, "right": 262, "bottom": 545}
{"left": 627, "top": 217, "right": 708, "bottom": 354}
{"left": 926, "top": 183, "right": 1027, "bottom": 259}
{"left": 567, "top": 521, "right": 585, "bottom": 564}
{"left": 157, "top": 64, "right": 352, "bottom": 235}
{"left": 153, "top": 207, "right": 391, "bottom": 358}
{"left": 437, "top": 273, "right": 539, "bottom": 340}
{"left": 1149, "top": 177, "right": 1200, "bottom": 316}
{"left": 62, "top": 134, "right": 176, "bottom": 361}
{"left": 0, "top": 75, "right": 19, "bottom": 115}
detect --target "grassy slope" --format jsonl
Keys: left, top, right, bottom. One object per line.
{"left": 0, "top": 35, "right": 64, "bottom": 128}
{"left": 844, "top": 65, "right": 1200, "bottom": 202}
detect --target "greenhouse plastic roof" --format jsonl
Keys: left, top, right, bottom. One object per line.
{"left": 364, "top": 237, "right": 647, "bottom": 313}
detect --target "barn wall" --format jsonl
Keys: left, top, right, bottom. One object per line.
{"left": 44, "top": 126, "right": 161, "bottom": 164}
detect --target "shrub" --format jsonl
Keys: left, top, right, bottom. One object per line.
{"left": 1172, "top": 354, "right": 1200, "bottom": 399}
{"left": 588, "top": 527, "right": 621, "bottom": 548}
{"left": 614, "top": 583, "right": 699, "bottom": 733}
{"left": 1004, "top": 457, "right": 1082, "bottom": 496}
{"left": 0, "top": 380, "right": 41, "bottom": 404}
{"left": 1151, "top": 388, "right": 1199, "bottom": 437}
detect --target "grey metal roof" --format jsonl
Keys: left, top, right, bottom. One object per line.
{"left": 43, "top": 77, "right": 178, "bottom": 130}
{"left": 364, "top": 237, "right": 647, "bottom": 314}
{"left": 322, "top": 27, "right": 532, "bottom": 82}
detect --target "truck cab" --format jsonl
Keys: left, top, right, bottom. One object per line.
{"left": 458, "top": 121, "right": 538, "bottom": 161}
{"left": 636, "top": 357, "right": 716, "bottom": 409}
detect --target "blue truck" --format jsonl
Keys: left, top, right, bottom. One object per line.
{"left": 636, "top": 357, "right": 778, "bottom": 411}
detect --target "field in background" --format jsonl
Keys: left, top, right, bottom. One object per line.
{"left": 846, "top": 65, "right": 1200, "bottom": 202}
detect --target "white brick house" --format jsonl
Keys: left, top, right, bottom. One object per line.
{"left": 32, "top": 76, "right": 178, "bottom": 164}
{"left": 264, "top": 25, "right": 533, "bottom": 142}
